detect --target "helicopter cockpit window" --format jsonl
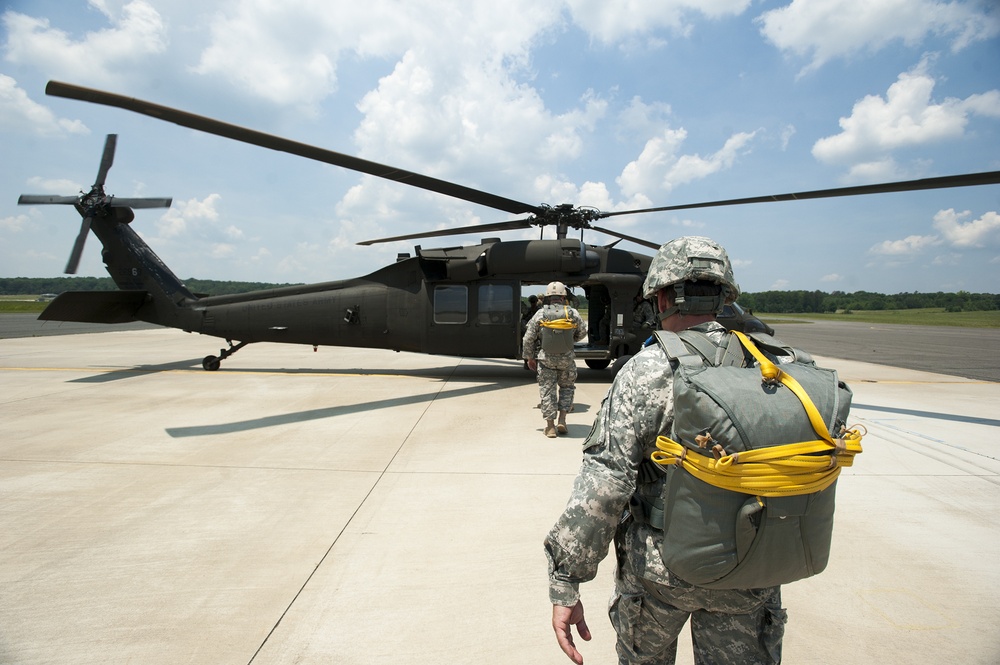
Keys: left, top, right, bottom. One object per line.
{"left": 477, "top": 284, "right": 514, "bottom": 325}
{"left": 434, "top": 285, "right": 468, "bottom": 324}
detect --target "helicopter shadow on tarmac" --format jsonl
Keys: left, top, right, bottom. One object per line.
{"left": 165, "top": 380, "right": 511, "bottom": 439}
{"left": 159, "top": 361, "right": 602, "bottom": 439}
{"left": 853, "top": 402, "right": 1000, "bottom": 428}
{"left": 65, "top": 352, "right": 618, "bottom": 385}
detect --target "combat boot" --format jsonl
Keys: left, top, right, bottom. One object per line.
{"left": 544, "top": 420, "right": 558, "bottom": 438}
{"left": 556, "top": 411, "right": 568, "bottom": 435}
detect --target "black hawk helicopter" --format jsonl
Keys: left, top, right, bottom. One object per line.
{"left": 19, "top": 81, "right": 1000, "bottom": 372}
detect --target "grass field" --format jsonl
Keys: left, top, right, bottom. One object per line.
{"left": 760, "top": 308, "right": 1000, "bottom": 328}
{"left": 2, "top": 296, "right": 997, "bottom": 327}
{"left": 0, "top": 296, "right": 50, "bottom": 313}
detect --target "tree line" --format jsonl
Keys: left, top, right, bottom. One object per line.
{"left": 2, "top": 277, "right": 997, "bottom": 313}
{"left": 0, "top": 277, "right": 302, "bottom": 297}
{"left": 738, "top": 290, "right": 999, "bottom": 313}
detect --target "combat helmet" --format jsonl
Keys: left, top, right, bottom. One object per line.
{"left": 642, "top": 236, "right": 740, "bottom": 317}
{"left": 545, "top": 281, "right": 568, "bottom": 297}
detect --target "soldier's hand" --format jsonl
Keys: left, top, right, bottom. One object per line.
{"left": 552, "top": 601, "right": 590, "bottom": 664}
{"left": 527, "top": 359, "right": 537, "bottom": 372}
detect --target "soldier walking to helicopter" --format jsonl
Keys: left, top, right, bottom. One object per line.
{"left": 522, "top": 281, "right": 587, "bottom": 438}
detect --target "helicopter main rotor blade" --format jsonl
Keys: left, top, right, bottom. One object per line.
{"left": 65, "top": 216, "right": 93, "bottom": 274}
{"left": 46, "top": 81, "right": 543, "bottom": 217}
{"left": 589, "top": 225, "right": 661, "bottom": 250}
{"left": 95, "top": 134, "right": 117, "bottom": 187}
{"left": 601, "top": 170, "right": 1000, "bottom": 218}
{"left": 358, "top": 218, "right": 534, "bottom": 246}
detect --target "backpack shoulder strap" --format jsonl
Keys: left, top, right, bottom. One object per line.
{"left": 675, "top": 329, "right": 720, "bottom": 365}
{"left": 652, "top": 330, "right": 703, "bottom": 369}
{"left": 657, "top": 328, "right": 746, "bottom": 368}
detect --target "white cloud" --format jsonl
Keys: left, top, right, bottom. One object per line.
{"left": 812, "top": 58, "right": 1000, "bottom": 176}
{"left": 2, "top": 1, "right": 167, "bottom": 85}
{"left": 933, "top": 208, "right": 1000, "bottom": 248}
{"left": 0, "top": 74, "right": 88, "bottom": 136}
{"left": 24, "top": 176, "right": 84, "bottom": 193}
{"left": 566, "top": 0, "right": 751, "bottom": 45}
{"left": 870, "top": 208, "right": 1000, "bottom": 259}
{"left": 156, "top": 193, "right": 222, "bottom": 239}
{"left": 779, "top": 124, "right": 796, "bottom": 151}
{"left": 821, "top": 273, "right": 842, "bottom": 282}
{"left": 617, "top": 127, "right": 756, "bottom": 197}
{"left": 757, "top": 0, "right": 1000, "bottom": 74}
{"left": 210, "top": 243, "right": 235, "bottom": 259}
{"left": 0, "top": 213, "right": 30, "bottom": 232}
{"left": 192, "top": 0, "right": 562, "bottom": 111}
{"left": 618, "top": 97, "right": 673, "bottom": 139}
{"left": 870, "top": 233, "right": 941, "bottom": 255}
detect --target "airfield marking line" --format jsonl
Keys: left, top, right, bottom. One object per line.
{"left": 849, "top": 378, "right": 993, "bottom": 385}
{"left": 0, "top": 365, "right": 437, "bottom": 379}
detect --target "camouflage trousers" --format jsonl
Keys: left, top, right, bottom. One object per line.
{"left": 536, "top": 355, "right": 577, "bottom": 421}
{"left": 609, "top": 535, "right": 786, "bottom": 665}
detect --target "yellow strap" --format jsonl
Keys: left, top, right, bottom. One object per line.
{"left": 540, "top": 306, "right": 576, "bottom": 330}
{"left": 651, "top": 430, "right": 864, "bottom": 496}
{"left": 650, "top": 330, "right": 864, "bottom": 496}
{"left": 730, "top": 330, "right": 834, "bottom": 446}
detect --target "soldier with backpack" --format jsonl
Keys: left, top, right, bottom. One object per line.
{"left": 523, "top": 281, "right": 588, "bottom": 438}
{"left": 544, "top": 236, "right": 861, "bottom": 664}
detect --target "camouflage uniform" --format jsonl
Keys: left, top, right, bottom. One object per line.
{"left": 544, "top": 322, "right": 786, "bottom": 665}
{"left": 522, "top": 304, "right": 587, "bottom": 421}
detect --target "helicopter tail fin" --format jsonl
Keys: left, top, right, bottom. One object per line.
{"left": 54, "top": 210, "right": 201, "bottom": 327}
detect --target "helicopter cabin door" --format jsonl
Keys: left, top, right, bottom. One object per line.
{"left": 427, "top": 281, "right": 520, "bottom": 358}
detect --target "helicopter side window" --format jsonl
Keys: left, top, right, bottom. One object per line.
{"left": 434, "top": 285, "right": 468, "bottom": 324}
{"left": 477, "top": 284, "right": 513, "bottom": 326}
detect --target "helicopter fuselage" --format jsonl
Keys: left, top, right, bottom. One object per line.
{"left": 41, "top": 213, "right": 654, "bottom": 369}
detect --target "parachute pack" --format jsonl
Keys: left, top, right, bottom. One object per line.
{"left": 640, "top": 328, "right": 863, "bottom": 590}
{"left": 539, "top": 304, "right": 577, "bottom": 355}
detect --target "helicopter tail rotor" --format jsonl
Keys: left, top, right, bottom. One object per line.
{"left": 17, "top": 134, "right": 172, "bottom": 274}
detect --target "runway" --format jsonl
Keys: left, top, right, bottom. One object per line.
{"left": 1, "top": 327, "right": 998, "bottom": 664}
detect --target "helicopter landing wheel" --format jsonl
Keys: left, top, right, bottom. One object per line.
{"left": 202, "top": 355, "right": 221, "bottom": 371}
{"left": 585, "top": 358, "right": 611, "bottom": 370}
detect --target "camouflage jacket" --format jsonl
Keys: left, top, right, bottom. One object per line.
{"left": 543, "top": 322, "right": 727, "bottom": 606}
{"left": 522, "top": 305, "right": 587, "bottom": 362}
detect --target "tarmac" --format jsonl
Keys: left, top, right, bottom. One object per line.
{"left": 1, "top": 328, "right": 998, "bottom": 664}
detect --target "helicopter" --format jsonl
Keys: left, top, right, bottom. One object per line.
{"left": 18, "top": 81, "right": 1000, "bottom": 372}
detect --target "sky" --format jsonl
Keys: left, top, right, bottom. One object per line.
{"left": 1, "top": 0, "right": 998, "bottom": 294}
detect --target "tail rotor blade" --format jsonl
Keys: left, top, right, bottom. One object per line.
{"left": 110, "top": 197, "right": 173, "bottom": 209}
{"left": 65, "top": 216, "right": 93, "bottom": 274}
{"left": 18, "top": 195, "right": 81, "bottom": 205}
{"left": 95, "top": 134, "right": 117, "bottom": 187}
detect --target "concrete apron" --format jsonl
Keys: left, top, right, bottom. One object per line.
{"left": 0, "top": 329, "right": 997, "bottom": 664}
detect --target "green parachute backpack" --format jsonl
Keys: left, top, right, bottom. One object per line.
{"left": 539, "top": 304, "right": 577, "bottom": 355}
{"left": 646, "top": 328, "right": 863, "bottom": 590}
